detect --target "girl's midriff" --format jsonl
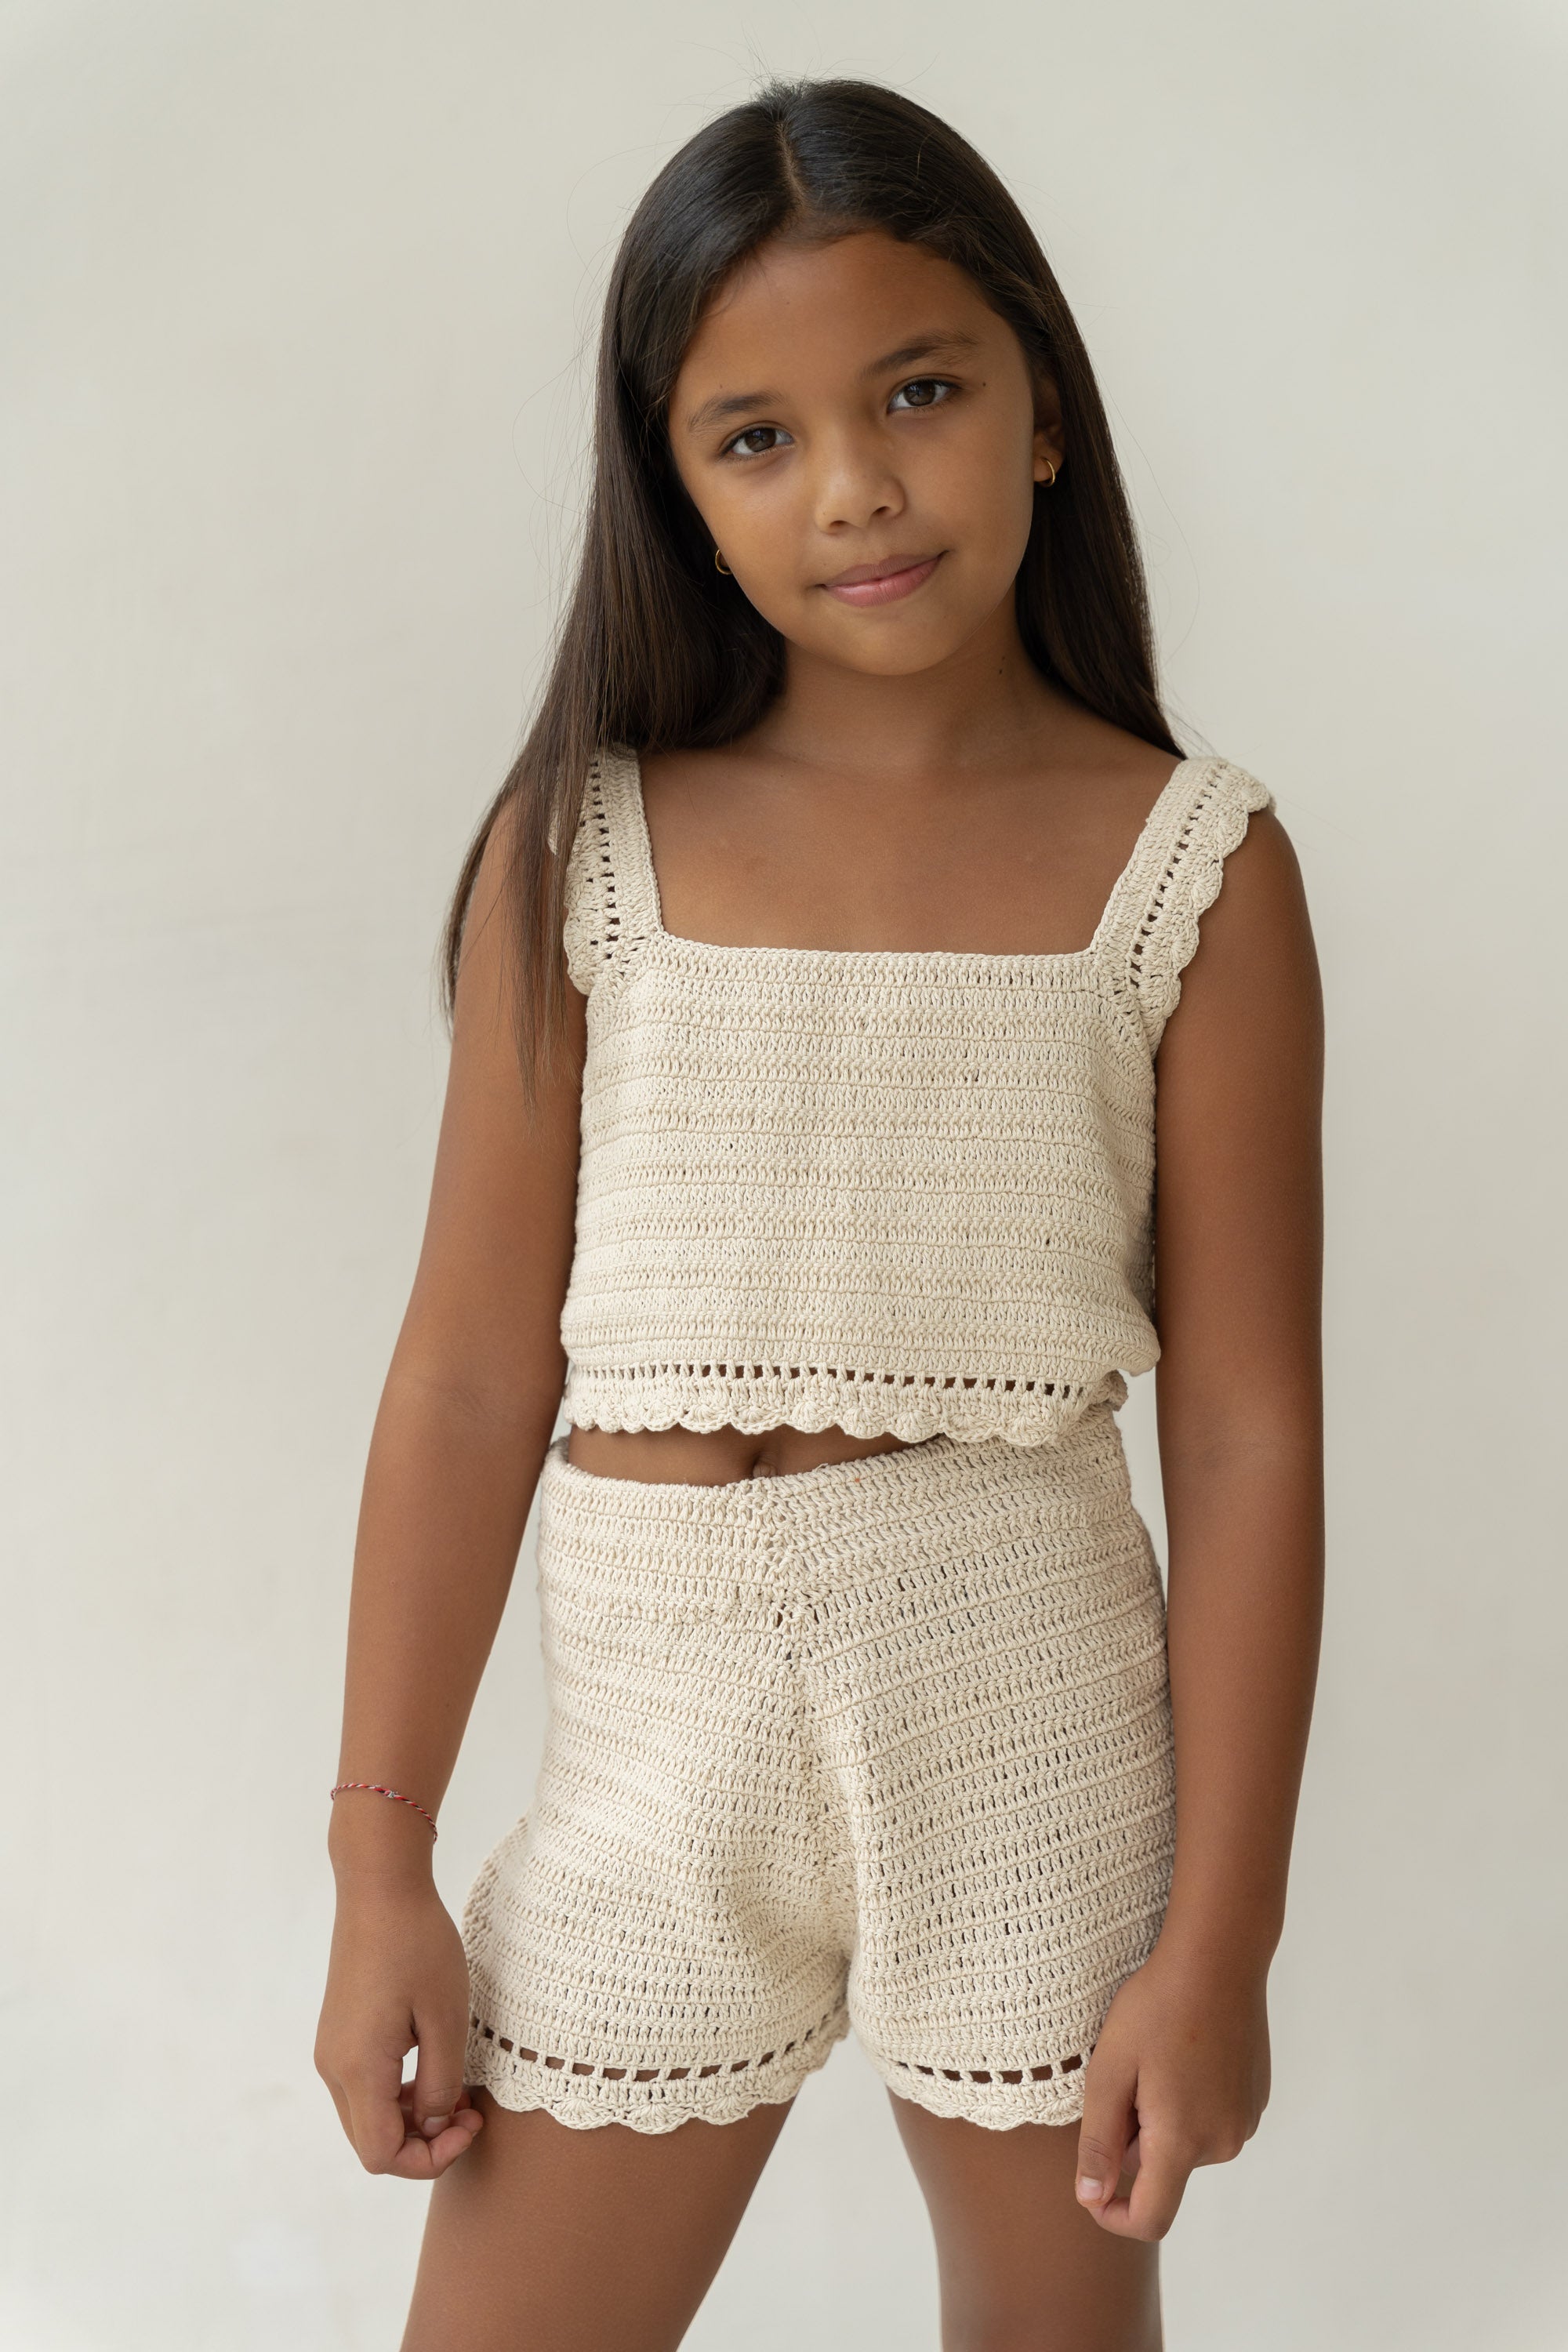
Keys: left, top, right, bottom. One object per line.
{"left": 565, "top": 1420, "right": 927, "bottom": 1486}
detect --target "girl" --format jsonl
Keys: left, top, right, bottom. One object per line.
{"left": 316, "top": 77, "right": 1323, "bottom": 2352}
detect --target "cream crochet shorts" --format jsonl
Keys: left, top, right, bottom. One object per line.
{"left": 460, "top": 1401, "right": 1174, "bottom": 2134}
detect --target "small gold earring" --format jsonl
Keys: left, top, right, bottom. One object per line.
{"left": 1039, "top": 459, "right": 1058, "bottom": 488}
{"left": 714, "top": 548, "right": 731, "bottom": 575}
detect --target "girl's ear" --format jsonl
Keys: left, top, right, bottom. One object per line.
{"left": 1031, "top": 369, "right": 1066, "bottom": 484}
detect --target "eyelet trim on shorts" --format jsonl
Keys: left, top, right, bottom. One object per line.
{"left": 892, "top": 2047, "right": 1089, "bottom": 2085}
{"left": 467, "top": 1999, "right": 844, "bottom": 2085}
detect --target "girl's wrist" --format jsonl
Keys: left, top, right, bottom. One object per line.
{"left": 329, "top": 1836, "right": 440, "bottom": 1898}
{"left": 1149, "top": 1896, "right": 1283, "bottom": 1985}
{"left": 327, "top": 1786, "right": 442, "bottom": 1888}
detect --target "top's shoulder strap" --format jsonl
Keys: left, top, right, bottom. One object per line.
{"left": 1098, "top": 757, "right": 1278, "bottom": 1055}
{"left": 558, "top": 745, "right": 656, "bottom": 999}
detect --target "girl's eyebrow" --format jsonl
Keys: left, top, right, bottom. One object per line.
{"left": 684, "top": 329, "right": 984, "bottom": 434}
{"left": 869, "top": 329, "right": 982, "bottom": 374}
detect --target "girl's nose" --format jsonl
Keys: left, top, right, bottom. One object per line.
{"left": 810, "top": 437, "right": 905, "bottom": 535}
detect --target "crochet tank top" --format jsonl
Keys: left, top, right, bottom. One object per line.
{"left": 554, "top": 745, "right": 1276, "bottom": 1450}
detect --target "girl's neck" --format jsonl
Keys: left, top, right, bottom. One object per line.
{"left": 753, "top": 604, "right": 1080, "bottom": 782}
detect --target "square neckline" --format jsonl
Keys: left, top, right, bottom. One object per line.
{"left": 613, "top": 744, "right": 1210, "bottom": 974}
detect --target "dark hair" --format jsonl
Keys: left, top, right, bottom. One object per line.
{"left": 440, "top": 75, "right": 1183, "bottom": 1098}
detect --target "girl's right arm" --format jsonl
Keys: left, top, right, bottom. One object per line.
{"left": 314, "top": 803, "right": 586, "bottom": 2177}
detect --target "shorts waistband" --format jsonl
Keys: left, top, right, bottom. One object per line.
{"left": 539, "top": 1400, "right": 1131, "bottom": 1564}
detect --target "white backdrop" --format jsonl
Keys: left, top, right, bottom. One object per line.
{"left": 5, "top": 4, "right": 1564, "bottom": 2347}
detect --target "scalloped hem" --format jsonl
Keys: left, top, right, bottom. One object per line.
{"left": 866, "top": 2042, "right": 1089, "bottom": 2132}
{"left": 463, "top": 2002, "right": 852, "bottom": 2135}
{"left": 1133, "top": 761, "right": 1276, "bottom": 1056}
{"left": 560, "top": 1366, "right": 1130, "bottom": 1451}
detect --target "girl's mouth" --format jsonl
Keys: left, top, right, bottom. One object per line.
{"left": 822, "top": 554, "right": 943, "bottom": 607}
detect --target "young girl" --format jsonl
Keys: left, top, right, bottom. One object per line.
{"left": 316, "top": 76, "right": 1323, "bottom": 2352}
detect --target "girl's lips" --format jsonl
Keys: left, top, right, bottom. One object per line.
{"left": 822, "top": 554, "right": 942, "bottom": 607}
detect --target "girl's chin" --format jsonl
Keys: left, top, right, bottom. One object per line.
{"left": 808, "top": 639, "right": 972, "bottom": 681}
{"left": 787, "top": 608, "right": 994, "bottom": 677}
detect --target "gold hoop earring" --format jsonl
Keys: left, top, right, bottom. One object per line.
{"left": 1039, "top": 459, "right": 1058, "bottom": 488}
{"left": 714, "top": 548, "right": 731, "bottom": 575}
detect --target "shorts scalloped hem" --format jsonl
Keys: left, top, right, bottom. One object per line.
{"left": 460, "top": 1403, "right": 1174, "bottom": 2133}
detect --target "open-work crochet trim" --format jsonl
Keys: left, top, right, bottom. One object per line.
{"left": 866, "top": 2039, "right": 1101, "bottom": 2131}
{"left": 561, "top": 1359, "right": 1129, "bottom": 1448}
{"left": 891, "top": 2049, "right": 1087, "bottom": 2087}
{"left": 466, "top": 1995, "right": 1101, "bottom": 2134}
{"left": 470, "top": 2000, "right": 843, "bottom": 2083}
{"left": 1127, "top": 760, "right": 1272, "bottom": 1054}
{"left": 465, "top": 2000, "right": 851, "bottom": 2134}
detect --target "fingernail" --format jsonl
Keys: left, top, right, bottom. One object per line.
{"left": 421, "top": 2114, "right": 451, "bottom": 2138}
{"left": 1076, "top": 2177, "right": 1103, "bottom": 2203}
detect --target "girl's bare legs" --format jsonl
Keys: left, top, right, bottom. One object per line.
{"left": 889, "top": 2094, "right": 1162, "bottom": 2352}
{"left": 400, "top": 2087, "right": 796, "bottom": 2352}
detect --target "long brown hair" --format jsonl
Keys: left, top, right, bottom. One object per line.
{"left": 439, "top": 75, "right": 1183, "bottom": 1100}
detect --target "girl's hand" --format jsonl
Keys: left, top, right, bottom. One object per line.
{"left": 1073, "top": 1939, "right": 1271, "bottom": 2241}
{"left": 314, "top": 1877, "right": 485, "bottom": 2177}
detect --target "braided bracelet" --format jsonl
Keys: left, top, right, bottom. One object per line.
{"left": 329, "top": 1780, "right": 438, "bottom": 1838}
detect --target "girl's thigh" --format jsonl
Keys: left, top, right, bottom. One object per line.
{"left": 401, "top": 2086, "right": 795, "bottom": 2352}
{"left": 889, "top": 2093, "right": 1162, "bottom": 2352}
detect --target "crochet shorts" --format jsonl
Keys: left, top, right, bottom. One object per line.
{"left": 459, "top": 1400, "right": 1174, "bottom": 2134}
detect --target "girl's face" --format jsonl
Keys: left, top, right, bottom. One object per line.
{"left": 667, "top": 228, "right": 1062, "bottom": 679}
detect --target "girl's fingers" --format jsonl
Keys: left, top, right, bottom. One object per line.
{"left": 407, "top": 2012, "right": 471, "bottom": 2143}
{"left": 395, "top": 2081, "right": 486, "bottom": 2170}
{"left": 320, "top": 2071, "right": 354, "bottom": 2146}
{"left": 341, "top": 2042, "right": 419, "bottom": 2175}
{"left": 420, "top": 2101, "right": 485, "bottom": 2175}
{"left": 383, "top": 2099, "right": 485, "bottom": 2179}
{"left": 1094, "top": 2132, "right": 1192, "bottom": 2242}
{"left": 1128, "top": 2139, "right": 1192, "bottom": 2241}
{"left": 1074, "top": 2054, "right": 1135, "bottom": 2217}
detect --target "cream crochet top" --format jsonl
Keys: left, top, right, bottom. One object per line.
{"left": 555, "top": 745, "right": 1276, "bottom": 1449}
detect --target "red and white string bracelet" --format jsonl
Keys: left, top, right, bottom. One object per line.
{"left": 329, "top": 1780, "right": 438, "bottom": 1838}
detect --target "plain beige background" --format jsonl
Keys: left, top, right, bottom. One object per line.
{"left": 5, "top": 2, "right": 1564, "bottom": 2347}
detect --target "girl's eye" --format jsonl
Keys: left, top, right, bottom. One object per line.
{"left": 721, "top": 423, "right": 792, "bottom": 460}
{"left": 890, "top": 376, "right": 957, "bottom": 412}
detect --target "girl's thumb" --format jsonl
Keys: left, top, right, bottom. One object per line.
{"left": 1075, "top": 2065, "right": 1134, "bottom": 2209}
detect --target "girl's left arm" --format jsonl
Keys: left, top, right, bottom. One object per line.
{"left": 1076, "top": 804, "right": 1326, "bottom": 2242}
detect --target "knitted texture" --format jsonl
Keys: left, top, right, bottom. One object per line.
{"left": 556, "top": 746, "right": 1276, "bottom": 1449}
{"left": 460, "top": 1402, "right": 1174, "bottom": 2131}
